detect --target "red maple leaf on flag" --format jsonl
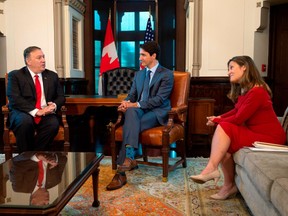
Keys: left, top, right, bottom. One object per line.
{"left": 100, "top": 19, "right": 120, "bottom": 76}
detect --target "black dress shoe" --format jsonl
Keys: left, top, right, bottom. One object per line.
{"left": 106, "top": 173, "right": 127, "bottom": 191}
{"left": 118, "top": 158, "right": 138, "bottom": 172}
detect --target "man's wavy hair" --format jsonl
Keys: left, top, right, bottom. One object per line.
{"left": 227, "top": 55, "right": 272, "bottom": 103}
{"left": 140, "top": 41, "right": 160, "bottom": 60}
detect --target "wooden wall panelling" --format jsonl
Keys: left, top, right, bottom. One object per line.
{"left": 187, "top": 77, "right": 234, "bottom": 157}
{"left": 59, "top": 78, "right": 88, "bottom": 95}
{"left": 187, "top": 98, "right": 215, "bottom": 157}
{"left": 189, "top": 77, "right": 234, "bottom": 116}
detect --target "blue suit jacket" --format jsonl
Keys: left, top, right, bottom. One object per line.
{"left": 7, "top": 67, "right": 65, "bottom": 124}
{"left": 125, "top": 65, "right": 174, "bottom": 125}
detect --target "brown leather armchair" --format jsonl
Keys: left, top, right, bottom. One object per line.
{"left": 2, "top": 73, "right": 70, "bottom": 160}
{"left": 110, "top": 71, "right": 191, "bottom": 182}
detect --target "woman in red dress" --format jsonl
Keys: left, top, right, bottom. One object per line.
{"left": 190, "top": 56, "right": 286, "bottom": 200}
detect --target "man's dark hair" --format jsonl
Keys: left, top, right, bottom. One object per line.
{"left": 140, "top": 41, "right": 160, "bottom": 60}
{"left": 23, "top": 46, "right": 41, "bottom": 65}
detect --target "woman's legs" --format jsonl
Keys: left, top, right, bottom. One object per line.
{"left": 216, "top": 152, "right": 237, "bottom": 195}
{"left": 191, "top": 124, "right": 238, "bottom": 199}
{"left": 201, "top": 125, "right": 231, "bottom": 175}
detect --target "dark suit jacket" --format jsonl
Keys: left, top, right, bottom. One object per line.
{"left": 125, "top": 65, "right": 174, "bottom": 125}
{"left": 9, "top": 152, "right": 67, "bottom": 193}
{"left": 7, "top": 67, "right": 65, "bottom": 124}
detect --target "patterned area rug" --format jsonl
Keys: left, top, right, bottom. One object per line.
{"left": 60, "top": 157, "right": 251, "bottom": 216}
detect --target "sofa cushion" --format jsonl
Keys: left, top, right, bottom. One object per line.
{"left": 233, "top": 148, "right": 252, "bottom": 167}
{"left": 271, "top": 178, "right": 288, "bottom": 216}
{"left": 235, "top": 164, "right": 281, "bottom": 216}
{"left": 235, "top": 149, "right": 288, "bottom": 201}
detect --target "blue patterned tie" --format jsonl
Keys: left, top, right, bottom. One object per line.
{"left": 141, "top": 70, "right": 151, "bottom": 101}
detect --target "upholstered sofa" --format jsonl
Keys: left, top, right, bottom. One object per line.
{"left": 233, "top": 108, "right": 288, "bottom": 216}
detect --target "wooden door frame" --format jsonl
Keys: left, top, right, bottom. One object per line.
{"left": 268, "top": 3, "right": 288, "bottom": 115}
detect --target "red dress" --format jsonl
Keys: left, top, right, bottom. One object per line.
{"left": 213, "top": 87, "right": 286, "bottom": 153}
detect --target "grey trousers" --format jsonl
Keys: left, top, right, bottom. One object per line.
{"left": 116, "top": 108, "right": 160, "bottom": 165}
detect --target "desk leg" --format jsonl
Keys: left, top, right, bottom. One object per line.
{"left": 89, "top": 115, "right": 95, "bottom": 147}
{"left": 92, "top": 166, "right": 100, "bottom": 207}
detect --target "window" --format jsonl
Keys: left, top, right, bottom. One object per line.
{"left": 94, "top": 11, "right": 102, "bottom": 92}
{"left": 63, "top": 5, "right": 84, "bottom": 78}
{"left": 93, "top": 0, "right": 176, "bottom": 94}
{"left": 72, "top": 18, "right": 79, "bottom": 69}
{"left": 118, "top": 11, "right": 155, "bottom": 68}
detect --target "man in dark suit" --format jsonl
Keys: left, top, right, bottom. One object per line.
{"left": 7, "top": 46, "right": 65, "bottom": 152}
{"left": 9, "top": 152, "right": 67, "bottom": 206}
{"left": 106, "top": 41, "right": 174, "bottom": 190}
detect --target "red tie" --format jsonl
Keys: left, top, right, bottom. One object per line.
{"left": 37, "top": 160, "right": 44, "bottom": 187}
{"left": 34, "top": 75, "right": 42, "bottom": 124}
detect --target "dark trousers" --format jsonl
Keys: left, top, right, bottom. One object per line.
{"left": 117, "top": 108, "right": 160, "bottom": 165}
{"left": 10, "top": 110, "right": 59, "bottom": 152}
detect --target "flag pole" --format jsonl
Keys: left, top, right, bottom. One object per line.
{"left": 140, "top": 6, "right": 155, "bottom": 69}
{"left": 149, "top": 5, "right": 151, "bottom": 18}
{"left": 155, "top": 0, "right": 158, "bottom": 42}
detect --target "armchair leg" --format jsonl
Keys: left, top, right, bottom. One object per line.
{"left": 4, "top": 140, "right": 12, "bottom": 161}
{"left": 162, "top": 177, "right": 168, "bottom": 182}
{"left": 5, "top": 152, "right": 12, "bottom": 161}
{"left": 180, "top": 139, "right": 187, "bottom": 168}
{"left": 64, "top": 141, "right": 70, "bottom": 152}
{"left": 142, "top": 145, "right": 148, "bottom": 162}
{"left": 182, "top": 159, "right": 187, "bottom": 168}
{"left": 161, "top": 145, "right": 169, "bottom": 182}
{"left": 111, "top": 140, "right": 117, "bottom": 170}
{"left": 4, "top": 144, "right": 12, "bottom": 160}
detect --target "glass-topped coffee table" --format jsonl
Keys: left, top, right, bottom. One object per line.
{"left": 0, "top": 151, "right": 104, "bottom": 215}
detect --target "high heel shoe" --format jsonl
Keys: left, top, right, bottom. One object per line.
{"left": 210, "top": 185, "right": 238, "bottom": 200}
{"left": 190, "top": 170, "right": 220, "bottom": 185}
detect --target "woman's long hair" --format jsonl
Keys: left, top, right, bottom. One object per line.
{"left": 227, "top": 56, "right": 272, "bottom": 103}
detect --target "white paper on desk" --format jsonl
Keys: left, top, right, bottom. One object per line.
{"left": 247, "top": 147, "right": 288, "bottom": 153}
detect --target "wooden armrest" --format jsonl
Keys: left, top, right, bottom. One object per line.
{"left": 169, "top": 105, "right": 188, "bottom": 123}
{"left": 59, "top": 105, "right": 68, "bottom": 128}
{"left": 107, "top": 108, "right": 125, "bottom": 133}
{"left": 162, "top": 105, "right": 188, "bottom": 133}
{"left": 60, "top": 105, "right": 67, "bottom": 113}
{"left": 110, "top": 109, "right": 125, "bottom": 129}
{"left": 2, "top": 104, "right": 10, "bottom": 132}
{"left": 2, "top": 104, "right": 9, "bottom": 114}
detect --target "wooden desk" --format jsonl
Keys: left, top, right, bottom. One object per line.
{"left": 65, "top": 95, "right": 122, "bottom": 146}
{"left": 65, "top": 95, "right": 122, "bottom": 115}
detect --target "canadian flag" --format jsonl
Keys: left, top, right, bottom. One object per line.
{"left": 100, "top": 18, "right": 120, "bottom": 75}
{"left": 98, "top": 18, "right": 120, "bottom": 94}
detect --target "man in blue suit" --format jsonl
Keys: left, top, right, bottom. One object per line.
{"left": 7, "top": 46, "right": 65, "bottom": 152}
{"left": 106, "top": 41, "right": 174, "bottom": 190}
